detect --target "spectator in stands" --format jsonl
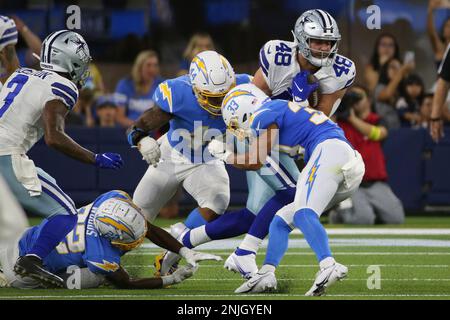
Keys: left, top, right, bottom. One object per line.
{"left": 430, "top": 42, "right": 450, "bottom": 142}
{"left": 419, "top": 93, "right": 434, "bottom": 128}
{"left": 114, "top": 50, "right": 164, "bottom": 128}
{"left": 177, "top": 32, "right": 215, "bottom": 76}
{"left": 374, "top": 57, "right": 415, "bottom": 130}
{"left": 95, "top": 97, "right": 119, "bottom": 128}
{"left": 331, "top": 85, "right": 405, "bottom": 225}
{"left": 365, "top": 33, "right": 400, "bottom": 93}
{"left": 396, "top": 74, "right": 425, "bottom": 127}
{"left": 427, "top": 0, "right": 450, "bottom": 69}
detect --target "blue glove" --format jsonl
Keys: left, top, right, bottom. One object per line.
{"left": 95, "top": 153, "right": 124, "bottom": 170}
{"left": 291, "top": 71, "right": 319, "bottom": 104}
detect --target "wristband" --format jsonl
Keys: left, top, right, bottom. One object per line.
{"left": 368, "top": 125, "right": 382, "bottom": 141}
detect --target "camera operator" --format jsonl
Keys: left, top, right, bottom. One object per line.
{"left": 330, "top": 85, "right": 405, "bottom": 224}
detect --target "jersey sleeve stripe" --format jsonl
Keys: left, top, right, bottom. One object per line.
{"left": 51, "top": 82, "right": 78, "bottom": 101}
{"left": 51, "top": 88, "right": 76, "bottom": 109}
{"left": 343, "top": 76, "right": 355, "bottom": 89}
{"left": 259, "top": 48, "right": 269, "bottom": 77}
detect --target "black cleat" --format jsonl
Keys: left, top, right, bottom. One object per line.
{"left": 14, "top": 255, "right": 64, "bottom": 288}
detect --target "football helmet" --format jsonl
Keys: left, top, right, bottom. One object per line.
{"left": 94, "top": 197, "right": 147, "bottom": 251}
{"left": 221, "top": 83, "right": 270, "bottom": 140}
{"left": 40, "top": 30, "right": 92, "bottom": 86}
{"left": 189, "top": 50, "right": 235, "bottom": 116}
{"left": 0, "top": 15, "right": 18, "bottom": 51}
{"left": 292, "top": 9, "right": 341, "bottom": 67}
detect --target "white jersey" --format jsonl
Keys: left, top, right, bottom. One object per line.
{"left": 259, "top": 40, "right": 356, "bottom": 106}
{"left": 0, "top": 68, "right": 78, "bottom": 155}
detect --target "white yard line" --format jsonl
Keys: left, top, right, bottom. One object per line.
{"left": 1, "top": 293, "right": 449, "bottom": 299}
{"left": 124, "top": 264, "right": 450, "bottom": 268}
{"left": 128, "top": 251, "right": 450, "bottom": 256}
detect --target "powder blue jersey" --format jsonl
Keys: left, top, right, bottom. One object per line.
{"left": 153, "top": 74, "right": 252, "bottom": 162}
{"left": 250, "top": 100, "right": 350, "bottom": 162}
{"left": 18, "top": 190, "right": 131, "bottom": 275}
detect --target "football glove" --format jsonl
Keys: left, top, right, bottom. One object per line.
{"left": 94, "top": 153, "right": 124, "bottom": 170}
{"left": 291, "top": 71, "right": 319, "bottom": 107}
{"left": 161, "top": 264, "right": 198, "bottom": 287}
{"left": 207, "top": 139, "right": 232, "bottom": 162}
{"left": 138, "top": 136, "right": 161, "bottom": 167}
{"left": 179, "top": 247, "right": 223, "bottom": 268}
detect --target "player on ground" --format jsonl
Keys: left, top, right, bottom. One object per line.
{"left": 0, "top": 30, "right": 124, "bottom": 288}
{"left": 217, "top": 83, "right": 364, "bottom": 295}
{"left": 0, "top": 16, "right": 20, "bottom": 91}
{"left": 0, "top": 190, "right": 220, "bottom": 289}
{"left": 128, "top": 51, "right": 251, "bottom": 224}
{"left": 173, "top": 9, "right": 356, "bottom": 278}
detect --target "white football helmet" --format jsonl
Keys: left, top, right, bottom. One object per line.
{"left": 189, "top": 50, "right": 235, "bottom": 116}
{"left": 94, "top": 197, "right": 147, "bottom": 251}
{"left": 221, "top": 83, "right": 270, "bottom": 140}
{"left": 40, "top": 30, "right": 92, "bottom": 86}
{"left": 293, "top": 9, "right": 341, "bottom": 67}
{"left": 0, "top": 16, "right": 18, "bottom": 52}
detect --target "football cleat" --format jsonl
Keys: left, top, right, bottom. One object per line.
{"left": 305, "top": 262, "right": 348, "bottom": 296}
{"left": 234, "top": 271, "right": 277, "bottom": 294}
{"left": 224, "top": 251, "right": 258, "bottom": 279}
{"left": 14, "top": 255, "right": 64, "bottom": 288}
{"left": 154, "top": 222, "right": 189, "bottom": 276}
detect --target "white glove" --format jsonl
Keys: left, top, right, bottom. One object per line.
{"left": 138, "top": 136, "right": 161, "bottom": 167}
{"left": 161, "top": 264, "right": 198, "bottom": 286}
{"left": 179, "top": 247, "right": 222, "bottom": 268}
{"left": 207, "top": 139, "right": 232, "bottom": 162}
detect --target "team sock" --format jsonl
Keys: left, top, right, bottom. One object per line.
{"left": 182, "top": 208, "right": 255, "bottom": 248}
{"left": 293, "top": 208, "right": 332, "bottom": 262}
{"left": 184, "top": 208, "right": 207, "bottom": 229}
{"left": 238, "top": 188, "right": 296, "bottom": 255}
{"left": 263, "top": 215, "right": 292, "bottom": 267}
{"left": 28, "top": 214, "right": 78, "bottom": 259}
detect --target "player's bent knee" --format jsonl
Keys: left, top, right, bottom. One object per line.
{"left": 293, "top": 208, "right": 319, "bottom": 226}
{"left": 269, "top": 216, "right": 292, "bottom": 234}
{"left": 198, "top": 207, "right": 220, "bottom": 222}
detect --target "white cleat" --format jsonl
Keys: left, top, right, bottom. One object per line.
{"left": 305, "top": 262, "right": 348, "bottom": 296}
{"left": 224, "top": 251, "right": 258, "bottom": 279}
{"left": 234, "top": 271, "right": 277, "bottom": 294}
{"left": 154, "top": 222, "right": 189, "bottom": 276}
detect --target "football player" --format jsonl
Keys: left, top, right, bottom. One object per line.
{"left": 127, "top": 51, "right": 251, "bottom": 224}
{"left": 0, "top": 30, "right": 123, "bottom": 288}
{"left": 216, "top": 83, "right": 364, "bottom": 295}
{"left": 0, "top": 15, "right": 20, "bottom": 90}
{"left": 168, "top": 9, "right": 356, "bottom": 278}
{"left": 0, "top": 190, "right": 220, "bottom": 289}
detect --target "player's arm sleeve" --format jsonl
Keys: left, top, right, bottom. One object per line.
{"left": 45, "top": 79, "right": 79, "bottom": 111}
{"left": 438, "top": 44, "right": 450, "bottom": 82}
{"left": 236, "top": 73, "right": 253, "bottom": 85}
{"left": 86, "top": 255, "right": 121, "bottom": 275}
{"left": 152, "top": 80, "right": 180, "bottom": 114}
{"left": 250, "top": 107, "right": 282, "bottom": 136}
{"left": 321, "top": 56, "right": 356, "bottom": 94}
{"left": 258, "top": 40, "right": 281, "bottom": 92}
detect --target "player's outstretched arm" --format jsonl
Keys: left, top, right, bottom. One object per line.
{"left": 252, "top": 68, "right": 272, "bottom": 96}
{"left": 107, "top": 265, "right": 197, "bottom": 289}
{"left": 317, "top": 88, "right": 346, "bottom": 117}
{"left": 43, "top": 100, "right": 123, "bottom": 169}
{"left": 227, "top": 123, "right": 278, "bottom": 170}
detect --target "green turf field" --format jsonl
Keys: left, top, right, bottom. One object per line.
{"left": 1, "top": 217, "right": 449, "bottom": 300}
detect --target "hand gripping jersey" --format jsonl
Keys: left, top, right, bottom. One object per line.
{"left": 250, "top": 99, "right": 350, "bottom": 162}
{"left": 259, "top": 40, "right": 356, "bottom": 112}
{"left": 18, "top": 190, "right": 130, "bottom": 275}
{"left": 152, "top": 74, "right": 251, "bottom": 162}
{"left": 0, "top": 68, "right": 79, "bottom": 155}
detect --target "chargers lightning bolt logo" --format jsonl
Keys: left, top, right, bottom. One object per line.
{"left": 159, "top": 82, "right": 173, "bottom": 112}
{"left": 305, "top": 150, "right": 322, "bottom": 204}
